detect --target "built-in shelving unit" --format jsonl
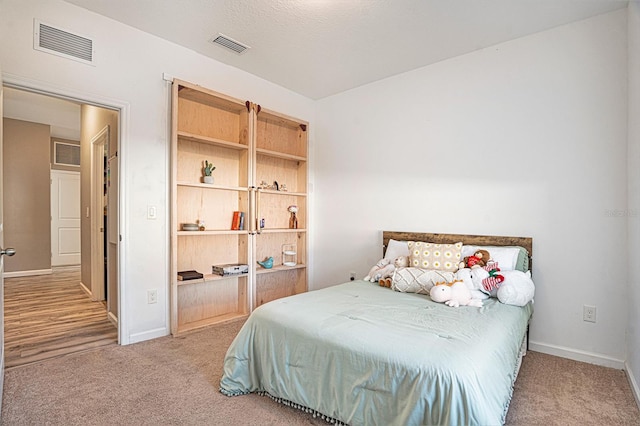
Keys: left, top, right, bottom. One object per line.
{"left": 170, "top": 80, "right": 308, "bottom": 334}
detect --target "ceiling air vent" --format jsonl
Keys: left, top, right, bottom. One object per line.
{"left": 34, "top": 20, "right": 95, "bottom": 65}
{"left": 211, "top": 33, "right": 250, "bottom": 55}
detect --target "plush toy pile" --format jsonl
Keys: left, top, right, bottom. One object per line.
{"left": 364, "top": 255, "right": 408, "bottom": 287}
{"left": 363, "top": 244, "right": 535, "bottom": 308}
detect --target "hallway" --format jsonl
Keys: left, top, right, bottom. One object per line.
{"left": 4, "top": 266, "right": 117, "bottom": 368}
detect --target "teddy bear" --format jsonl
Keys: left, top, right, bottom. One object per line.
{"left": 458, "top": 249, "right": 491, "bottom": 270}
{"left": 429, "top": 280, "right": 483, "bottom": 307}
{"left": 365, "top": 256, "right": 408, "bottom": 287}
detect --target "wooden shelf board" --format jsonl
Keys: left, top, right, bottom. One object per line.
{"left": 256, "top": 264, "right": 306, "bottom": 275}
{"left": 258, "top": 228, "right": 307, "bottom": 234}
{"left": 176, "top": 272, "right": 249, "bottom": 286}
{"left": 257, "top": 107, "right": 308, "bottom": 129}
{"left": 176, "top": 81, "right": 247, "bottom": 113}
{"left": 178, "top": 131, "right": 249, "bottom": 150}
{"left": 177, "top": 230, "right": 248, "bottom": 236}
{"left": 176, "top": 312, "right": 248, "bottom": 335}
{"left": 256, "top": 148, "right": 306, "bottom": 162}
{"left": 258, "top": 189, "right": 306, "bottom": 197}
{"left": 176, "top": 181, "right": 249, "bottom": 192}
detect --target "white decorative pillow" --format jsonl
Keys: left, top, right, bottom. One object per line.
{"left": 461, "top": 245, "right": 521, "bottom": 271}
{"left": 384, "top": 239, "right": 410, "bottom": 261}
{"left": 392, "top": 268, "right": 455, "bottom": 294}
{"left": 407, "top": 241, "right": 462, "bottom": 272}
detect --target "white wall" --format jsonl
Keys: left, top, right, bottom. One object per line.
{"left": 627, "top": 1, "right": 640, "bottom": 403}
{"left": 315, "top": 10, "right": 628, "bottom": 366}
{"left": 0, "top": 0, "right": 315, "bottom": 343}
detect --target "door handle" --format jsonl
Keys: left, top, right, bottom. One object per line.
{"left": 0, "top": 248, "right": 16, "bottom": 257}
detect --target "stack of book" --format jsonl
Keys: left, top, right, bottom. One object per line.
{"left": 231, "top": 211, "right": 245, "bottom": 230}
{"left": 177, "top": 270, "right": 204, "bottom": 281}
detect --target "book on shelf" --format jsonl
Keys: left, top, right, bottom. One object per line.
{"left": 177, "top": 270, "right": 204, "bottom": 281}
{"left": 231, "top": 211, "right": 239, "bottom": 230}
{"left": 231, "top": 211, "right": 245, "bottom": 230}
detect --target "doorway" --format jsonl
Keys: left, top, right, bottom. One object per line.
{"left": 2, "top": 85, "right": 121, "bottom": 361}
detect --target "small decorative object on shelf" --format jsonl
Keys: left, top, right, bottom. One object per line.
{"left": 288, "top": 205, "right": 298, "bottom": 229}
{"left": 280, "top": 183, "right": 288, "bottom": 192}
{"left": 257, "top": 257, "right": 274, "bottom": 269}
{"left": 197, "top": 220, "right": 206, "bottom": 231}
{"left": 282, "top": 244, "right": 297, "bottom": 267}
{"left": 203, "top": 160, "right": 215, "bottom": 184}
{"left": 212, "top": 263, "right": 249, "bottom": 276}
{"left": 182, "top": 223, "right": 199, "bottom": 231}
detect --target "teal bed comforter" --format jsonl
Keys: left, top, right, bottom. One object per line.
{"left": 220, "top": 280, "right": 532, "bottom": 426}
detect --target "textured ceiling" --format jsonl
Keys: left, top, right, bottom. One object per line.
{"left": 60, "top": 1, "right": 631, "bottom": 99}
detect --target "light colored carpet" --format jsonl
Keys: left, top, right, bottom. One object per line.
{"left": 2, "top": 319, "right": 639, "bottom": 425}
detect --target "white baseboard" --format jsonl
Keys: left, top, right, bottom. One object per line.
{"left": 128, "top": 327, "right": 168, "bottom": 344}
{"left": 3, "top": 269, "right": 52, "bottom": 278}
{"left": 625, "top": 361, "right": 640, "bottom": 410}
{"left": 529, "top": 340, "right": 625, "bottom": 369}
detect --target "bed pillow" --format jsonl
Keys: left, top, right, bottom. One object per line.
{"left": 461, "top": 245, "right": 528, "bottom": 271}
{"left": 392, "top": 268, "right": 455, "bottom": 294}
{"left": 384, "top": 239, "right": 410, "bottom": 261}
{"left": 407, "top": 241, "right": 462, "bottom": 272}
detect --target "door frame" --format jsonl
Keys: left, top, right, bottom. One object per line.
{"left": 1, "top": 63, "right": 6, "bottom": 411}
{"left": 2, "top": 73, "right": 130, "bottom": 345}
{"left": 90, "top": 125, "right": 108, "bottom": 301}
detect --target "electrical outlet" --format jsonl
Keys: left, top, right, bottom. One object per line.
{"left": 147, "top": 289, "right": 158, "bottom": 304}
{"left": 349, "top": 272, "right": 356, "bottom": 281}
{"left": 583, "top": 305, "right": 596, "bottom": 323}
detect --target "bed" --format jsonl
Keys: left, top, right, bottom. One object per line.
{"left": 220, "top": 232, "right": 534, "bottom": 426}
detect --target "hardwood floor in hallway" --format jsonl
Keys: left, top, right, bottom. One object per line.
{"left": 4, "top": 266, "right": 117, "bottom": 369}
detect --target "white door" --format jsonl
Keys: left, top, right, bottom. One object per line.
{"left": 51, "top": 170, "right": 81, "bottom": 266}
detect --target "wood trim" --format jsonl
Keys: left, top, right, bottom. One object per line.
{"left": 382, "top": 231, "right": 533, "bottom": 267}
{"left": 3, "top": 269, "right": 53, "bottom": 278}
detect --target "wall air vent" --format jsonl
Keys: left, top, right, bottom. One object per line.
{"left": 211, "top": 33, "right": 250, "bottom": 55}
{"left": 34, "top": 20, "right": 95, "bottom": 66}
{"left": 54, "top": 141, "right": 81, "bottom": 167}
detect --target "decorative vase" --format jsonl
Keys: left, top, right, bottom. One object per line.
{"left": 289, "top": 212, "right": 298, "bottom": 229}
{"left": 203, "top": 176, "right": 214, "bottom": 184}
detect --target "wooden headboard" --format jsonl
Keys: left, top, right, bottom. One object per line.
{"left": 383, "top": 231, "right": 533, "bottom": 267}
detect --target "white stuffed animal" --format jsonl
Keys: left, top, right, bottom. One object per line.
{"left": 496, "top": 270, "right": 535, "bottom": 306}
{"left": 364, "top": 258, "right": 391, "bottom": 282}
{"left": 364, "top": 256, "right": 408, "bottom": 284}
{"left": 456, "top": 267, "right": 535, "bottom": 307}
{"left": 455, "top": 268, "right": 490, "bottom": 300}
{"left": 429, "top": 281, "right": 483, "bottom": 308}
